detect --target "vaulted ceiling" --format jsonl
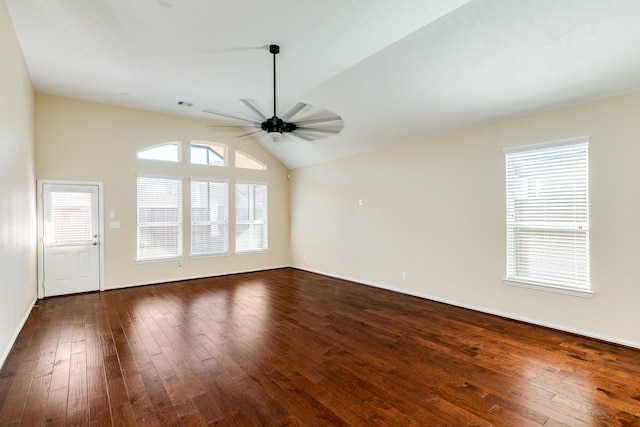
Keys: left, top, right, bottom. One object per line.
{"left": 7, "top": 0, "right": 640, "bottom": 168}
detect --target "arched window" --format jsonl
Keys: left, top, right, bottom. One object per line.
{"left": 235, "top": 149, "right": 267, "bottom": 170}
{"left": 190, "top": 141, "right": 226, "bottom": 166}
{"left": 137, "top": 142, "right": 181, "bottom": 162}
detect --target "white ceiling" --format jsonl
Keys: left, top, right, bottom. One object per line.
{"left": 6, "top": 0, "right": 640, "bottom": 169}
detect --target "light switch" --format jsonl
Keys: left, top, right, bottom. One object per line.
{"left": 109, "top": 221, "right": 121, "bottom": 229}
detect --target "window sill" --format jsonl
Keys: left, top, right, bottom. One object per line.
{"left": 503, "top": 279, "right": 593, "bottom": 298}
{"left": 235, "top": 249, "right": 269, "bottom": 256}
{"left": 189, "top": 253, "right": 230, "bottom": 260}
{"left": 136, "top": 256, "right": 184, "bottom": 264}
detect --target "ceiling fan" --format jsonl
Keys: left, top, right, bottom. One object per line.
{"left": 204, "top": 44, "right": 344, "bottom": 143}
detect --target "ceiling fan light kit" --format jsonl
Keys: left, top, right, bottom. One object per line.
{"left": 267, "top": 131, "right": 282, "bottom": 143}
{"left": 204, "top": 44, "right": 344, "bottom": 144}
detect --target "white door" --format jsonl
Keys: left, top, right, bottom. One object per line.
{"left": 42, "top": 183, "right": 100, "bottom": 297}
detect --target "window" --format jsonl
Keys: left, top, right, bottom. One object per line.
{"left": 48, "top": 191, "right": 93, "bottom": 244}
{"left": 504, "top": 137, "right": 590, "bottom": 295}
{"left": 135, "top": 141, "right": 270, "bottom": 262}
{"left": 191, "top": 141, "right": 226, "bottom": 166}
{"left": 235, "top": 149, "right": 267, "bottom": 170}
{"left": 137, "top": 176, "right": 183, "bottom": 260}
{"left": 191, "top": 179, "right": 228, "bottom": 256}
{"left": 137, "top": 142, "right": 181, "bottom": 162}
{"left": 235, "top": 182, "right": 268, "bottom": 252}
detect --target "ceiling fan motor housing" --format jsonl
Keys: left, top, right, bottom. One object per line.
{"left": 261, "top": 116, "right": 296, "bottom": 134}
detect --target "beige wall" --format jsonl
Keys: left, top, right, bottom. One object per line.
{"left": 0, "top": 0, "right": 37, "bottom": 366}
{"left": 35, "top": 94, "right": 290, "bottom": 289}
{"left": 6, "top": 0, "right": 639, "bottom": 360}
{"left": 291, "top": 91, "right": 640, "bottom": 348}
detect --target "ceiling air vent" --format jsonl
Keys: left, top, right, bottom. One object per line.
{"left": 177, "top": 101, "right": 193, "bottom": 107}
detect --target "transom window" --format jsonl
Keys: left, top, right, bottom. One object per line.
{"left": 504, "top": 137, "right": 590, "bottom": 296}
{"left": 191, "top": 141, "right": 226, "bottom": 166}
{"left": 137, "top": 142, "right": 181, "bottom": 162}
{"left": 236, "top": 149, "right": 267, "bottom": 170}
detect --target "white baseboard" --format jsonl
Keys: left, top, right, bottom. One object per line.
{"left": 1, "top": 296, "right": 38, "bottom": 369}
{"left": 103, "top": 265, "right": 291, "bottom": 291}
{"left": 293, "top": 266, "right": 640, "bottom": 350}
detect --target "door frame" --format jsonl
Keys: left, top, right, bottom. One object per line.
{"left": 37, "top": 179, "right": 105, "bottom": 299}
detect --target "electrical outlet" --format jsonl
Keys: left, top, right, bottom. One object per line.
{"left": 178, "top": 262, "right": 183, "bottom": 269}
{"left": 401, "top": 272, "right": 407, "bottom": 280}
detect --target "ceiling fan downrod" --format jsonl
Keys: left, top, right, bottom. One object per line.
{"left": 261, "top": 44, "right": 296, "bottom": 139}
{"left": 270, "top": 44, "right": 279, "bottom": 118}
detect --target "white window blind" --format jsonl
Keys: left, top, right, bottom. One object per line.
{"left": 49, "top": 191, "right": 93, "bottom": 244}
{"left": 137, "top": 176, "right": 183, "bottom": 260}
{"left": 191, "top": 179, "right": 228, "bottom": 256}
{"left": 235, "top": 182, "right": 268, "bottom": 253}
{"left": 504, "top": 138, "right": 589, "bottom": 292}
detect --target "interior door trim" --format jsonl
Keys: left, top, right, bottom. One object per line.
{"left": 37, "top": 179, "right": 105, "bottom": 299}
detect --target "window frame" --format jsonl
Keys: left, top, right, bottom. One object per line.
{"left": 137, "top": 142, "right": 182, "bottom": 163}
{"left": 503, "top": 137, "right": 592, "bottom": 298}
{"left": 235, "top": 149, "right": 267, "bottom": 170}
{"left": 190, "top": 178, "right": 229, "bottom": 257}
{"left": 190, "top": 141, "right": 227, "bottom": 167}
{"left": 135, "top": 142, "right": 271, "bottom": 263}
{"left": 234, "top": 181, "right": 268, "bottom": 254}
{"left": 136, "top": 174, "right": 184, "bottom": 262}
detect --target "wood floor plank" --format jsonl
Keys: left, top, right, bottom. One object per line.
{"left": 2, "top": 268, "right": 640, "bottom": 425}
{"left": 88, "top": 394, "right": 112, "bottom": 427}
{"left": 66, "top": 351, "right": 89, "bottom": 426}
{"left": 18, "top": 372, "right": 50, "bottom": 426}
{"left": 0, "top": 358, "right": 36, "bottom": 425}
{"left": 41, "top": 380, "right": 68, "bottom": 426}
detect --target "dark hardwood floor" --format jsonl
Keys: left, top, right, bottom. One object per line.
{"left": 1, "top": 268, "right": 639, "bottom": 426}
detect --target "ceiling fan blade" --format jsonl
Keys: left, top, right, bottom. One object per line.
{"left": 289, "top": 131, "right": 316, "bottom": 142}
{"left": 203, "top": 109, "right": 261, "bottom": 125}
{"left": 238, "top": 129, "right": 264, "bottom": 138}
{"left": 206, "top": 124, "right": 258, "bottom": 128}
{"left": 131, "top": 46, "right": 265, "bottom": 60}
{"left": 293, "top": 115, "right": 343, "bottom": 126}
{"left": 296, "top": 127, "right": 342, "bottom": 134}
{"left": 239, "top": 99, "right": 268, "bottom": 121}
{"left": 280, "top": 102, "right": 307, "bottom": 122}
